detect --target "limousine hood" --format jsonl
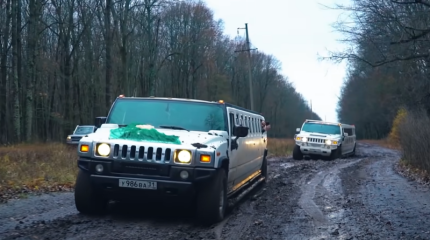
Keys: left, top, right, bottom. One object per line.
{"left": 298, "top": 131, "right": 342, "bottom": 139}
{"left": 80, "top": 124, "right": 228, "bottom": 148}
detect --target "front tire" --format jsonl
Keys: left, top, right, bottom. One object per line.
{"left": 196, "top": 168, "right": 227, "bottom": 225}
{"left": 293, "top": 145, "right": 303, "bottom": 160}
{"left": 74, "top": 170, "right": 108, "bottom": 215}
{"left": 329, "top": 145, "right": 342, "bottom": 160}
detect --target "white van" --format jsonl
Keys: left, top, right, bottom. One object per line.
{"left": 74, "top": 96, "right": 268, "bottom": 224}
{"left": 293, "top": 119, "right": 356, "bottom": 160}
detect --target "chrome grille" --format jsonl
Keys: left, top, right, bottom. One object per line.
{"left": 112, "top": 144, "right": 173, "bottom": 162}
{"left": 308, "top": 138, "right": 325, "bottom": 143}
{"left": 71, "top": 136, "right": 82, "bottom": 141}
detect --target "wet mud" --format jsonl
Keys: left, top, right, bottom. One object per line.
{"left": 1, "top": 143, "right": 430, "bottom": 240}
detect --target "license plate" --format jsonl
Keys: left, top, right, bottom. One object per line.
{"left": 311, "top": 143, "right": 319, "bottom": 147}
{"left": 119, "top": 179, "right": 157, "bottom": 190}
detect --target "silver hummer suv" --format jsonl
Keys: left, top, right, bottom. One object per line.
{"left": 293, "top": 119, "right": 356, "bottom": 160}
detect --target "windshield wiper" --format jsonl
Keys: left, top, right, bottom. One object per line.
{"left": 159, "top": 125, "right": 190, "bottom": 131}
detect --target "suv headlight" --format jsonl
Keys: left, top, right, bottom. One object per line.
{"left": 325, "top": 140, "right": 338, "bottom": 145}
{"left": 175, "top": 150, "right": 192, "bottom": 163}
{"left": 96, "top": 143, "right": 111, "bottom": 157}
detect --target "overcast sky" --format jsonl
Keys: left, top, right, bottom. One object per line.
{"left": 204, "top": 0, "right": 351, "bottom": 122}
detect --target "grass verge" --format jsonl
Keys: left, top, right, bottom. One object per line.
{"left": 0, "top": 138, "right": 294, "bottom": 203}
{"left": 267, "top": 138, "right": 294, "bottom": 157}
{"left": 0, "top": 143, "right": 77, "bottom": 203}
{"left": 395, "top": 159, "right": 430, "bottom": 186}
{"left": 358, "top": 139, "right": 400, "bottom": 150}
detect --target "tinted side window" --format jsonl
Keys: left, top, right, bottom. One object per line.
{"left": 229, "top": 113, "right": 235, "bottom": 136}
{"left": 344, "top": 128, "right": 353, "bottom": 135}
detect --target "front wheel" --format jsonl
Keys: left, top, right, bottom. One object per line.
{"left": 293, "top": 145, "right": 303, "bottom": 160}
{"left": 74, "top": 170, "right": 108, "bottom": 215}
{"left": 329, "top": 145, "right": 342, "bottom": 160}
{"left": 196, "top": 168, "right": 227, "bottom": 225}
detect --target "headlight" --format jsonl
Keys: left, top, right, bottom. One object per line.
{"left": 177, "top": 150, "right": 192, "bottom": 163}
{"left": 325, "top": 140, "right": 338, "bottom": 145}
{"left": 296, "top": 136, "right": 301, "bottom": 141}
{"left": 67, "top": 136, "right": 71, "bottom": 140}
{"left": 302, "top": 137, "right": 308, "bottom": 142}
{"left": 97, "top": 143, "right": 111, "bottom": 157}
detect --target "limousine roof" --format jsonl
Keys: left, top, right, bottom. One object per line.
{"left": 114, "top": 95, "right": 263, "bottom": 116}
{"left": 304, "top": 119, "right": 355, "bottom": 128}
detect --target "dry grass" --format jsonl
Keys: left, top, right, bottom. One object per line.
{"left": 267, "top": 138, "right": 294, "bottom": 157}
{"left": 0, "top": 137, "right": 293, "bottom": 186}
{"left": 0, "top": 143, "right": 77, "bottom": 194}
{"left": 0, "top": 137, "right": 293, "bottom": 201}
{"left": 358, "top": 139, "right": 400, "bottom": 150}
{"left": 397, "top": 159, "right": 430, "bottom": 184}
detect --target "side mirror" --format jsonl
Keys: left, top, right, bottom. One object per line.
{"left": 233, "top": 126, "right": 249, "bottom": 138}
{"left": 296, "top": 128, "right": 300, "bottom": 132}
{"left": 95, "top": 116, "right": 107, "bottom": 128}
{"left": 344, "top": 132, "right": 349, "bottom": 137}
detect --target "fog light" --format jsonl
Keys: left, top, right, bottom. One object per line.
{"left": 95, "top": 164, "right": 104, "bottom": 173}
{"left": 179, "top": 170, "right": 189, "bottom": 179}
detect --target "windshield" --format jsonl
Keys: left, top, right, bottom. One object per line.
{"left": 74, "top": 126, "right": 94, "bottom": 134}
{"left": 301, "top": 123, "right": 341, "bottom": 135}
{"left": 106, "top": 99, "right": 227, "bottom": 132}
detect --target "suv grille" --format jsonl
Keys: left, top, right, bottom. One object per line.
{"left": 112, "top": 144, "right": 172, "bottom": 162}
{"left": 71, "top": 136, "right": 82, "bottom": 141}
{"left": 308, "top": 138, "right": 325, "bottom": 143}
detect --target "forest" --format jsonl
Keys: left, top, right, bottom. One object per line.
{"left": 0, "top": 0, "right": 320, "bottom": 144}
{"left": 331, "top": 0, "right": 430, "bottom": 172}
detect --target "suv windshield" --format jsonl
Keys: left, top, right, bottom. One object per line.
{"left": 106, "top": 99, "right": 227, "bottom": 132}
{"left": 74, "top": 126, "right": 94, "bottom": 134}
{"left": 301, "top": 123, "right": 341, "bottom": 135}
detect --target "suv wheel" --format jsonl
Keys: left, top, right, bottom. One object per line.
{"left": 329, "top": 145, "right": 342, "bottom": 160}
{"left": 293, "top": 145, "right": 303, "bottom": 160}
{"left": 196, "top": 168, "right": 227, "bottom": 225}
{"left": 74, "top": 170, "right": 108, "bottom": 215}
{"left": 261, "top": 157, "right": 268, "bottom": 183}
{"left": 351, "top": 144, "right": 356, "bottom": 157}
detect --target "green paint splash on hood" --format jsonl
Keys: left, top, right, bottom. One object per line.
{"left": 109, "top": 123, "right": 181, "bottom": 145}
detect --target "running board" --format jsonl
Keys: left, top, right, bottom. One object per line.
{"left": 227, "top": 171, "right": 262, "bottom": 198}
{"left": 228, "top": 176, "right": 265, "bottom": 207}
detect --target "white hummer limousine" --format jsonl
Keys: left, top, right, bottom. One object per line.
{"left": 293, "top": 119, "right": 356, "bottom": 160}
{"left": 74, "top": 96, "right": 269, "bottom": 224}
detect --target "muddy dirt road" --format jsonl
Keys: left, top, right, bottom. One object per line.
{"left": 1, "top": 143, "right": 430, "bottom": 240}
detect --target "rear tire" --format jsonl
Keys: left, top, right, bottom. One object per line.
{"left": 293, "top": 145, "right": 303, "bottom": 160}
{"left": 351, "top": 144, "right": 356, "bottom": 157}
{"left": 74, "top": 170, "right": 108, "bottom": 215}
{"left": 196, "top": 169, "right": 227, "bottom": 225}
{"left": 261, "top": 157, "right": 268, "bottom": 183}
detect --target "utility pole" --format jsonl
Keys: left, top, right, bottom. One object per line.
{"left": 235, "top": 23, "right": 257, "bottom": 111}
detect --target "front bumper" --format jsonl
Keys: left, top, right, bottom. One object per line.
{"left": 78, "top": 158, "right": 216, "bottom": 201}
{"left": 295, "top": 142, "right": 338, "bottom": 156}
